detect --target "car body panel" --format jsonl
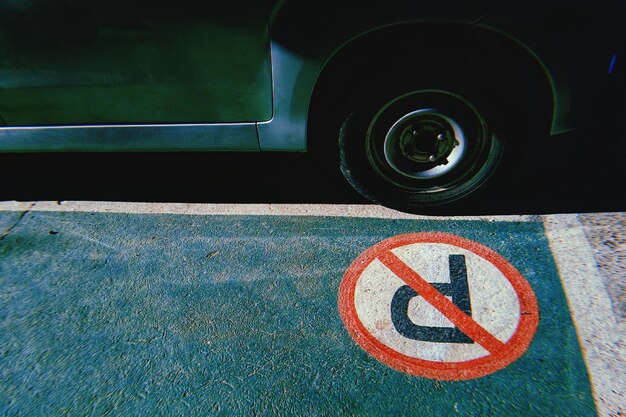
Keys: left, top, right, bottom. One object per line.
{"left": 0, "top": 1, "right": 272, "bottom": 126}
{"left": 0, "top": 0, "right": 624, "bottom": 152}
{"left": 0, "top": 123, "right": 260, "bottom": 152}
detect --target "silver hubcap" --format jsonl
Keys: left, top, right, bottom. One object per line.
{"left": 383, "top": 109, "right": 467, "bottom": 179}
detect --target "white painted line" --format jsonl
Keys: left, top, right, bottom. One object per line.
{"left": 544, "top": 214, "right": 625, "bottom": 417}
{"left": 0, "top": 201, "right": 537, "bottom": 222}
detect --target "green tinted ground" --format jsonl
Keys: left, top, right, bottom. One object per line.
{"left": 0, "top": 212, "right": 596, "bottom": 416}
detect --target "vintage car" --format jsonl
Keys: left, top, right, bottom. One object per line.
{"left": 0, "top": 1, "right": 623, "bottom": 211}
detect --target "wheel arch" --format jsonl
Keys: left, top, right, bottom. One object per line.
{"left": 307, "top": 22, "right": 556, "bottom": 149}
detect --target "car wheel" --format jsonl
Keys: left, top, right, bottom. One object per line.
{"left": 339, "top": 88, "right": 511, "bottom": 212}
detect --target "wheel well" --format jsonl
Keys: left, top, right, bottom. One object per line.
{"left": 307, "top": 22, "right": 554, "bottom": 150}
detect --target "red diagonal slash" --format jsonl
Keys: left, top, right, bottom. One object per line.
{"left": 378, "top": 250, "right": 507, "bottom": 354}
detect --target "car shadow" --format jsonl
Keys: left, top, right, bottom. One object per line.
{"left": 1, "top": 127, "right": 624, "bottom": 216}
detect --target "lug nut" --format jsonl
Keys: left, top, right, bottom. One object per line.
{"left": 437, "top": 133, "right": 445, "bottom": 141}
{"left": 428, "top": 155, "right": 436, "bottom": 162}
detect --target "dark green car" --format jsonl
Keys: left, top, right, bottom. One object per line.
{"left": 1, "top": 1, "right": 623, "bottom": 211}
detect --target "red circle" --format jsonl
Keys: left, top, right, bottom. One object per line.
{"left": 338, "top": 232, "right": 539, "bottom": 381}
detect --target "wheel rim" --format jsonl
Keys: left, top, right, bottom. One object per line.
{"left": 383, "top": 108, "right": 467, "bottom": 179}
{"left": 365, "top": 90, "right": 497, "bottom": 201}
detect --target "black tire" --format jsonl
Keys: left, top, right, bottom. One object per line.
{"left": 339, "top": 82, "right": 520, "bottom": 213}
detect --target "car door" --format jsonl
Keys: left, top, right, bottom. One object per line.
{"left": 0, "top": 0, "right": 272, "bottom": 150}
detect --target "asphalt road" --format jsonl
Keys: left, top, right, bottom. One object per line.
{"left": 0, "top": 202, "right": 624, "bottom": 416}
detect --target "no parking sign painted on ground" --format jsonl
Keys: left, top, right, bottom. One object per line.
{"left": 339, "top": 232, "right": 539, "bottom": 380}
